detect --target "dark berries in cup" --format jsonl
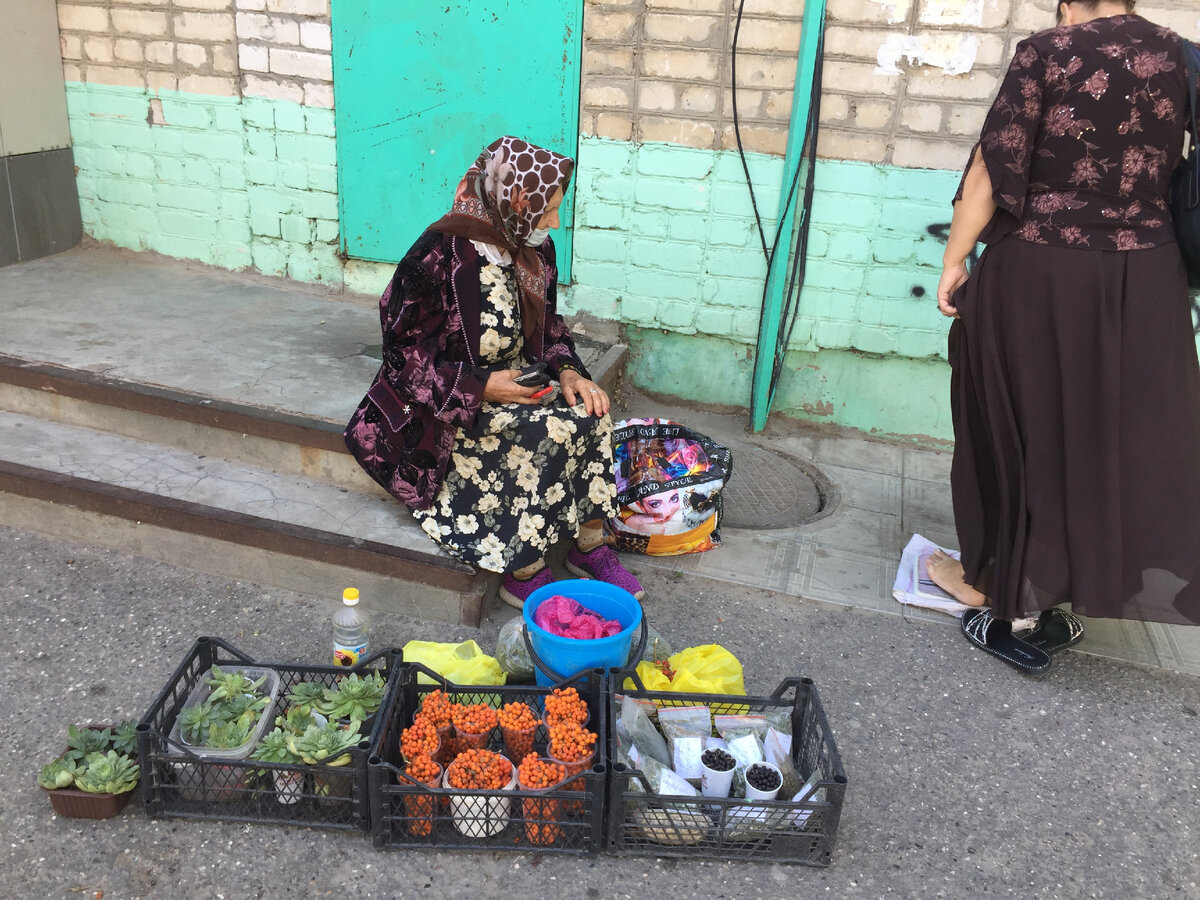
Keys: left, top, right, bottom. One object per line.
{"left": 745, "top": 763, "right": 782, "bottom": 792}
{"left": 701, "top": 748, "right": 735, "bottom": 772}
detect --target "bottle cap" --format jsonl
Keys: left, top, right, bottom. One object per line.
{"left": 342, "top": 587, "right": 360, "bottom": 606}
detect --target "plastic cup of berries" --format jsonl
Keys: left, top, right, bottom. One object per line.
{"left": 742, "top": 761, "right": 783, "bottom": 801}
{"left": 700, "top": 747, "right": 737, "bottom": 799}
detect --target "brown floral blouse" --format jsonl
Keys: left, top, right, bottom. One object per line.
{"left": 960, "top": 14, "right": 1197, "bottom": 251}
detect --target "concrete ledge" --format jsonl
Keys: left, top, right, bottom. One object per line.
{"left": 0, "top": 469, "right": 490, "bottom": 626}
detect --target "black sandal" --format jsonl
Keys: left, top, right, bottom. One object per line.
{"left": 1020, "top": 608, "right": 1084, "bottom": 654}
{"left": 960, "top": 609, "right": 1052, "bottom": 675}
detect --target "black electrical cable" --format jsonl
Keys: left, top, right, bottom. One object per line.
{"left": 732, "top": 0, "right": 825, "bottom": 423}
{"left": 731, "top": 0, "right": 770, "bottom": 263}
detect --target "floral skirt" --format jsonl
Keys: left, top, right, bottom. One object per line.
{"left": 412, "top": 398, "right": 619, "bottom": 573}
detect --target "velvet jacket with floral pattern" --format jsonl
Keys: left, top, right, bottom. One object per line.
{"left": 959, "top": 14, "right": 1195, "bottom": 250}
{"left": 343, "top": 230, "right": 589, "bottom": 510}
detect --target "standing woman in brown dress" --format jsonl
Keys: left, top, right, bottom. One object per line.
{"left": 931, "top": 0, "right": 1200, "bottom": 672}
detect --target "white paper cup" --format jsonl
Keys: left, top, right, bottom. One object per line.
{"left": 742, "top": 762, "right": 783, "bottom": 801}
{"left": 700, "top": 755, "right": 736, "bottom": 799}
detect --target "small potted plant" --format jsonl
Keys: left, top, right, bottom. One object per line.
{"left": 285, "top": 680, "right": 327, "bottom": 712}
{"left": 315, "top": 671, "right": 386, "bottom": 729}
{"left": 443, "top": 748, "right": 517, "bottom": 837}
{"left": 287, "top": 719, "right": 363, "bottom": 800}
{"left": 201, "top": 719, "right": 255, "bottom": 802}
{"left": 251, "top": 728, "right": 306, "bottom": 804}
{"left": 38, "top": 721, "right": 140, "bottom": 819}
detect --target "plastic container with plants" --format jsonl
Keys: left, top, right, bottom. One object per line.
{"left": 167, "top": 664, "right": 281, "bottom": 802}
{"left": 38, "top": 721, "right": 140, "bottom": 819}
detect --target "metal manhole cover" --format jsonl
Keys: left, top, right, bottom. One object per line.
{"left": 721, "top": 444, "right": 835, "bottom": 530}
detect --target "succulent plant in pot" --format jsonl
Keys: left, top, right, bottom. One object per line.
{"left": 73, "top": 751, "right": 139, "bottom": 795}
{"left": 285, "top": 680, "right": 327, "bottom": 711}
{"left": 315, "top": 671, "right": 386, "bottom": 726}
{"left": 251, "top": 727, "right": 306, "bottom": 805}
{"left": 288, "top": 720, "right": 362, "bottom": 799}
{"left": 39, "top": 721, "right": 140, "bottom": 819}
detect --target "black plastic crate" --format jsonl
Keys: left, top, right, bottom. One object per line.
{"left": 137, "top": 636, "right": 397, "bottom": 831}
{"left": 368, "top": 663, "right": 606, "bottom": 854}
{"left": 606, "top": 674, "right": 847, "bottom": 866}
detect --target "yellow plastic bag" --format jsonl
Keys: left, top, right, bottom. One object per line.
{"left": 623, "top": 644, "right": 745, "bottom": 695}
{"left": 402, "top": 640, "right": 507, "bottom": 685}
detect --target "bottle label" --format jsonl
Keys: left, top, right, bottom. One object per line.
{"left": 333, "top": 641, "right": 368, "bottom": 667}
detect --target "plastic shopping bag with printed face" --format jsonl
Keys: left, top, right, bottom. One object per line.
{"left": 607, "top": 419, "right": 732, "bottom": 556}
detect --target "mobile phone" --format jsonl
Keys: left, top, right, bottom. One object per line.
{"left": 513, "top": 362, "right": 550, "bottom": 387}
{"left": 530, "top": 385, "right": 555, "bottom": 400}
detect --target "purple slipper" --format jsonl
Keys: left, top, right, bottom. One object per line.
{"left": 499, "top": 565, "right": 555, "bottom": 610}
{"left": 565, "top": 544, "right": 645, "bottom": 600}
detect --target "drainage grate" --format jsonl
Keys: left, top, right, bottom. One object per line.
{"left": 720, "top": 444, "right": 835, "bottom": 530}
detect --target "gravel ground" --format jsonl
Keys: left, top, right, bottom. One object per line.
{"left": 4, "top": 524, "right": 1198, "bottom": 900}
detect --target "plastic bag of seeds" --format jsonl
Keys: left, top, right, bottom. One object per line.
{"left": 617, "top": 694, "right": 671, "bottom": 767}
{"left": 714, "top": 715, "right": 768, "bottom": 797}
{"left": 626, "top": 745, "right": 699, "bottom": 797}
{"left": 763, "top": 726, "right": 803, "bottom": 798}
{"left": 657, "top": 705, "right": 712, "bottom": 783}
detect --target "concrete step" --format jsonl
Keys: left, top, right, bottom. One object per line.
{"left": 0, "top": 245, "right": 627, "bottom": 626}
{"left": 0, "top": 410, "right": 491, "bottom": 625}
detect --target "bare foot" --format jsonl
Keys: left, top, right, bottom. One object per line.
{"left": 926, "top": 550, "right": 988, "bottom": 607}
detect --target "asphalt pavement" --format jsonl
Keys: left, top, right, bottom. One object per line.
{"left": 4, "top": 522, "right": 1199, "bottom": 899}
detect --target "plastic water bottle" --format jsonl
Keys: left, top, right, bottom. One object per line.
{"left": 332, "top": 587, "right": 369, "bottom": 667}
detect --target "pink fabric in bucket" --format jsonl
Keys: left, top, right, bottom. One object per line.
{"left": 533, "top": 595, "right": 622, "bottom": 640}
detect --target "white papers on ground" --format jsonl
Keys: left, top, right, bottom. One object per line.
{"left": 893, "top": 534, "right": 1036, "bottom": 630}
{"left": 893, "top": 533, "right": 976, "bottom": 616}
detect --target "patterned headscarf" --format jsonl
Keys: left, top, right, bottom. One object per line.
{"left": 429, "top": 136, "right": 573, "bottom": 349}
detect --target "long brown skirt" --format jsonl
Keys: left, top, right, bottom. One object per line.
{"left": 948, "top": 237, "right": 1200, "bottom": 625}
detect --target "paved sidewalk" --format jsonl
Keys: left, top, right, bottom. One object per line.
{"left": 1, "top": 243, "right": 1196, "bottom": 675}
{"left": 613, "top": 390, "right": 1200, "bottom": 679}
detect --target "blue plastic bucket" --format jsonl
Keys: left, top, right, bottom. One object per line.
{"left": 522, "top": 579, "right": 643, "bottom": 686}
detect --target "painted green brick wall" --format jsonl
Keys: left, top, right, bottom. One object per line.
{"left": 563, "top": 135, "right": 962, "bottom": 440}
{"left": 67, "top": 82, "right": 346, "bottom": 287}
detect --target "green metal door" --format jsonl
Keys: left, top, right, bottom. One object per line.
{"left": 332, "top": 1, "right": 582, "bottom": 281}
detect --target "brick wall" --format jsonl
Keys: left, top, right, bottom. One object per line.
{"left": 57, "top": 0, "right": 333, "bottom": 107}
{"left": 581, "top": 0, "right": 1200, "bottom": 165}
{"left": 53, "top": 0, "right": 1200, "bottom": 437}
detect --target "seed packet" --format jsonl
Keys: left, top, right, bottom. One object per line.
{"left": 657, "top": 705, "right": 712, "bottom": 782}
